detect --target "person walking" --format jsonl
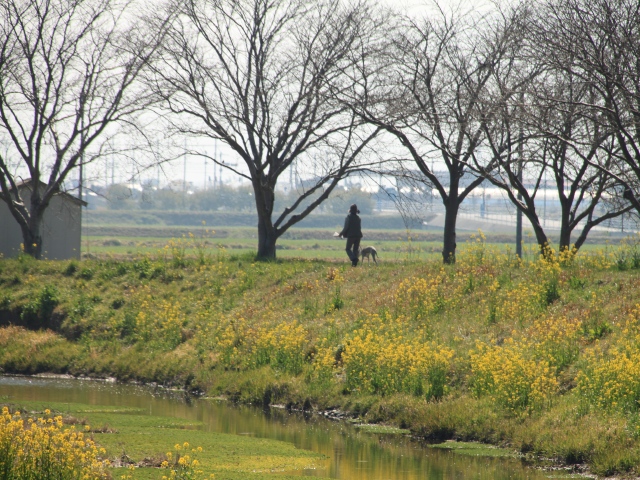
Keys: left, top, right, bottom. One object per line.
{"left": 339, "top": 204, "right": 363, "bottom": 266}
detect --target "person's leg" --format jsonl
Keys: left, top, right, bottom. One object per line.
{"left": 345, "top": 237, "right": 356, "bottom": 262}
{"left": 352, "top": 238, "right": 361, "bottom": 266}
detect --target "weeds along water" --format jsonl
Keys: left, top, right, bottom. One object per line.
{"left": 1, "top": 376, "right": 553, "bottom": 480}
{"left": 3, "top": 233, "right": 640, "bottom": 476}
{"left": 0, "top": 402, "right": 216, "bottom": 480}
{"left": 0, "top": 406, "right": 111, "bottom": 479}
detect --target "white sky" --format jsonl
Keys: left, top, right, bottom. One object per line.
{"left": 79, "top": 0, "right": 500, "bottom": 193}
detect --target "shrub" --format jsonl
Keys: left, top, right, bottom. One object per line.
{"left": 0, "top": 407, "right": 109, "bottom": 479}
{"left": 341, "top": 318, "right": 453, "bottom": 400}
{"left": 470, "top": 340, "right": 558, "bottom": 414}
{"left": 133, "top": 297, "right": 186, "bottom": 348}
{"left": 161, "top": 442, "right": 204, "bottom": 480}
{"left": 577, "top": 305, "right": 640, "bottom": 412}
{"left": 543, "top": 276, "right": 560, "bottom": 305}
{"left": 63, "top": 261, "right": 77, "bottom": 276}
{"left": 577, "top": 348, "right": 640, "bottom": 413}
{"left": 251, "top": 321, "right": 308, "bottom": 374}
{"left": 581, "top": 292, "right": 613, "bottom": 342}
{"left": 20, "top": 284, "right": 59, "bottom": 329}
{"left": 522, "top": 315, "right": 581, "bottom": 372}
{"left": 395, "top": 270, "right": 449, "bottom": 321}
{"left": 78, "top": 267, "right": 94, "bottom": 280}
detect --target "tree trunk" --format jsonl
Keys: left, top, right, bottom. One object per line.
{"left": 558, "top": 207, "right": 572, "bottom": 253}
{"left": 442, "top": 188, "right": 460, "bottom": 264}
{"left": 572, "top": 228, "right": 591, "bottom": 253}
{"left": 524, "top": 212, "right": 550, "bottom": 258}
{"left": 16, "top": 188, "right": 47, "bottom": 259}
{"left": 254, "top": 179, "right": 278, "bottom": 260}
{"left": 257, "top": 215, "right": 278, "bottom": 260}
{"left": 20, "top": 215, "right": 44, "bottom": 259}
{"left": 558, "top": 228, "right": 572, "bottom": 253}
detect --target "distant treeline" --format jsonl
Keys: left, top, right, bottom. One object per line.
{"left": 103, "top": 183, "right": 384, "bottom": 216}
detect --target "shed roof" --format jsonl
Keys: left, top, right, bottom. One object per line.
{"left": 3, "top": 179, "right": 88, "bottom": 207}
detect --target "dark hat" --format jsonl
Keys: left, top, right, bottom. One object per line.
{"left": 349, "top": 204, "right": 359, "bottom": 214}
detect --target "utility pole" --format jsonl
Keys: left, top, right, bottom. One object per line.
{"left": 213, "top": 141, "right": 217, "bottom": 190}
{"left": 378, "top": 173, "right": 383, "bottom": 212}
{"left": 219, "top": 154, "right": 223, "bottom": 187}
{"left": 156, "top": 141, "right": 160, "bottom": 188}
{"left": 79, "top": 122, "right": 84, "bottom": 203}
{"left": 516, "top": 95, "right": 524, "bottom": 258}
{"left": 516, "top": 167, "right": 523, "bottom": 258}
{"left": 543, "top": 168, "right": 547, "bottom": 227}
{"left": 183, "top": 139, "right": 187, "bottom": 207}
{"left": 289, "top": 164, "right": 293, "bottom": 191}
{"left": 79, "top": 117, "right": 86, "bottom": 256}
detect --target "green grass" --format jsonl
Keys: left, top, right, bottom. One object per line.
{"left": 3, "top": 400, "right": 325, "bottom": 480}
{"left": 428, "top": 440, "right": 517, "bottom": 458}
{"left": 81, "top": 229, "right": 445, "bottom": 260}
{"left": 81, "top": 225, "right": 631, "bottom": 261}
{"left": 352, "top": 424, "right": 411, "bottom": 435}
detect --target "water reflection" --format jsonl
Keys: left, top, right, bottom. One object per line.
{"left": 0, "top": 376, "right": 548, "bottom": 479}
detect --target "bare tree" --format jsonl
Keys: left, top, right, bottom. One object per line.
{"left": 350, "top": 4, "right": 526, "bottom": 263}
{"left": 480, "top": 76, "right": 631, "bottom": 251}
{"left": 477, "top": 58, "right": 631, "bottom": 254}
{"left": 537, "top": 0, "right": 640, "bottom": 214}
{"left": 150, "top": 0, "right": 382, "bottom": 259}
{"left": 0, "top": 0, "right": 158, "bottom": 258}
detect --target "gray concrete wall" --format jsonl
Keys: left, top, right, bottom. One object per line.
{"left": 0, "top": 193, "right": 82, "bottom": 260}
{"left": 0, "top": 202, "right": 24, "bottom": 258}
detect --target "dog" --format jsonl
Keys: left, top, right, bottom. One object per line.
{"left": 359, "top": 246, "right": 378, "bottom": 264}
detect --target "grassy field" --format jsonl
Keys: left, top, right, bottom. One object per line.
{"left": 82, "top": 234, "right": 446, "bottom": 260}
{"left": 81, "top": 225, "right": 630, "bottom": 260}
{"left": 82, "top": 226, "right": 450, "bottom": 260}
{"left": 3, "top": 233, "right": 640, "bottom": 477}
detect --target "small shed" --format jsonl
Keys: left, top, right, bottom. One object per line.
{"left": 0, "top": 180, "right": 87, "bottom": 260}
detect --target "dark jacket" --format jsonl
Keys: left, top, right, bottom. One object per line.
{"left": 340, "top": 213, "right": 362, "bottom": 238}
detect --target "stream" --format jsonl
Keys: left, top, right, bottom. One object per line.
{"left": 0, "top": 375, "right": 555, "bottom": 479}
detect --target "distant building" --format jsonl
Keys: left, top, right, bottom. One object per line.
{"left": 0, "top": 180, "right": 87, "bottom": 259}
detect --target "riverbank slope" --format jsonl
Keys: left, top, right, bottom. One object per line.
{"left": 1, "top": 239, "right": 640, "bottom": 476}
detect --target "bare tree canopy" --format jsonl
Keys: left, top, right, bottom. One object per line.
{"left": 0, "top": 0, "right": 158, "bottom": 258}
{"left": 350, "top": 4, "right": 528, "bottom": 263}
{"left": 475, "top": 21, "right": 631, "bottom": 254}
{"left": 536, "top": 0, "right": 640, "bottom": 214}
{"left": 150, "top": 0, "right": 382, "bottom": 259}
